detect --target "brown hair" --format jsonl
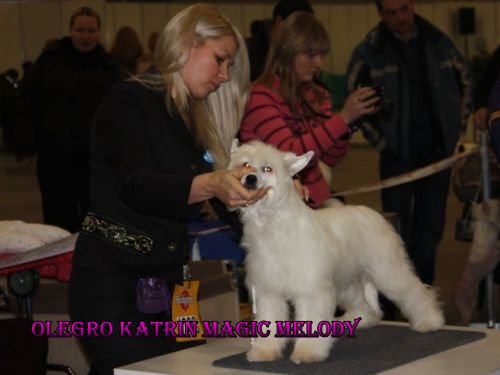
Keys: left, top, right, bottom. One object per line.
{"left": 258, "top": 11, "right": 329, "bottom": 115}
{"left": 375, "top": 0, "right": 414, "bottom": 11}
{"left": 147, "top": 31, "right": 159, "bottom": 53}
{"left": 110, "top": 26, "right": 144, "bottom": 75}
{"left": 70, "top": 6, "right": 101, "bottom": 30}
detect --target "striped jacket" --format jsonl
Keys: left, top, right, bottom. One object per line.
{"left": 346, "top": 15, "right": 473, "bottom": 158}
{"left": 240, "top": 77, "right": 350, "bottom": 206}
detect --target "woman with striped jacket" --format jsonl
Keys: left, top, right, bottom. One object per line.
{"left": 240, "top": 12, "right": 378, "bottom": 207}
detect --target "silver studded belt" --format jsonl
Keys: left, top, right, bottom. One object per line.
{"left": 81, "top": 213, "right": 154, "bottom": 255}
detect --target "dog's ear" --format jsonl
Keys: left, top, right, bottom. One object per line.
{"left": 284, "top": 151, "right": 314, "bottom": 176}
{"left": 231, "top": 139, "right": 240, "bottom": 155}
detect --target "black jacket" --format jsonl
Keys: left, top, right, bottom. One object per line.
{"left": 346, "top": 15, "right": 473, "bottom": 158}
{"left": 0, "top": 73, "right": 18, "bottom": 148}
{"left": 475, "top": 45, "right": 500, "bottom": 109}
{"left": 14, "top": 37, "right": 123, "bottom": 158}
{"left": 72, "top": 78, "right": 213, "bottom": 280}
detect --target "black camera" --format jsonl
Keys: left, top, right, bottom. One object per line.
{"left": 362, "top": 85, "right": 394, "bottom": 112}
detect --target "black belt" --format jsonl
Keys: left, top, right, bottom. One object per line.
{"left": 81, "top": 213, "right": 154, "bottom": 255}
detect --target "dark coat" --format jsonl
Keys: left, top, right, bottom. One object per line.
{"left": 475, "top": 46, "right": 500, "bottom": 109}
{"left": 346, "top": 15, "right": 473, "bottom": 158}
{"left": 14, "top": 37, "right": 123, "bottom": 158}
{"left": 0, "top": 73, "right": 18, "bottom": 149}
{"left": 489, "top": 74, "right": 500, "bottom": 159}
{"left": 72, "top": 78, "right": 212, "bottom": 281}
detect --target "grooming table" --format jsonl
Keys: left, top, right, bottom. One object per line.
{"left": 0, "top": 234, "right": 77, "bottom": 318}
{"left": 114, "top": 322, "right": 500, "bottom": 375}
{"left": 0, "top": 234, "right": 77, "bottom": 282}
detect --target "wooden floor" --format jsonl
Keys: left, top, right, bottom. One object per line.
{"left": 0, "top": 146, "right": 497, "bottom": 326}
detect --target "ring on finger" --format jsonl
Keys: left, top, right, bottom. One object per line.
{"left": 242, "top": 201, "right": 249, "bottom": 207}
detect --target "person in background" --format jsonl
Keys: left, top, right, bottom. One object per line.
{"left": 21, "top": 60, "right": 33, "bottom": 79}
{"left": 0, "top": 68, "right": 19, "bottom": 151}
{"left": 240, "top": 12, "right": 379, "bottom": 207}
{"left": 245, "top": 19, "right": 272, "bottom": 82}
{"left": 473, "top": 45, "right": 500, "bottom": 131}
{"left": 451, "top": 72, "right": 500, "bottom": 325}
{"left": 472, "top": 45, "right": 500, "bottom": 292}
{"left": 346, "top": 0, "right": 473, "bottom": 286}
{"left": 489, "top": 74, "right": 500, "bottom": 158}
{"left": 110, "top": 26, "right": 147, "bottom": 76}
{"left": 147, "top": 31, "right": 160, "bottom": 58}
{"left": 246, "top": 0, "right": 314, "bottom": 82}
{"left": 14, "top": 6, "right": 123, "bottom": 233}
{"left": 68, "top": 4, "right": 268, "bottom": 374}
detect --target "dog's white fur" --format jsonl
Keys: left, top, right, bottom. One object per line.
{"left": 229, "top": 140, "right": 444, "bottom": 364}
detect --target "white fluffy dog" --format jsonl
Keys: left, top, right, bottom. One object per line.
{"left": 229, "top": 140, "right": 444, "bottom": 364}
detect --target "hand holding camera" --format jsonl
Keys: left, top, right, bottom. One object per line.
{"left": 361, "top": 84, "right": 395, "bottom": 113}
{"left": 339, "top": 86, "right": 381, "bottom": 124}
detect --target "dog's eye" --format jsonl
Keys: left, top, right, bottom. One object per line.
{"left": 242, "top": 162, "right": 251, "bottom": 168}
{"left": 262, "top": 166, "right": 272, "bottom": 173}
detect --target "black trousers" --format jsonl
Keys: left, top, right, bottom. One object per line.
{"left": 379, "top": 149, "right": 451, "bottom": 285}
{"left": 36, "top": 150, "right": 89, "bottom": 232}
{"left": 68, "top": 266, "right": 204, "bottom": 375}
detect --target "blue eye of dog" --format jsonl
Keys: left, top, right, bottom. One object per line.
{"left": 263, "top": 166, "right": 272, "bottom": 173}
{"left": 242, "top": 162, "right": 251, "bottom": 168}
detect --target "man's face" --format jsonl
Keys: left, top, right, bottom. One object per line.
{"left": 378, "top": 0, "right": 416, "bottom": 36}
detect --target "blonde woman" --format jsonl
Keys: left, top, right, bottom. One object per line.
{"left": 69, "top": 5, "right": 268, "bottom": 374}
{"left": 241, "top": 12, "right": 378, "bottom": 207}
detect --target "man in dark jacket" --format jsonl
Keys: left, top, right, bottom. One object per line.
{"left": 0, "top": 69, "right": 19, "bottom": 151}
{"left": 473, "top": 45, "right": 500, "bottom": 130}
{"left": 14, "top": 6, "right": 123, "bottom": 232}
{"left": 489, "top": 74, "right": 500, "bottom": 159}
{"left": 346, "top": 0, "right": 473, "bottom": 286}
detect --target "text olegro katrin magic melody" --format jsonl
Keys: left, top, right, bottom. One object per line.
{"left": 31, "top": 318, "right": 362, "bottom": 338}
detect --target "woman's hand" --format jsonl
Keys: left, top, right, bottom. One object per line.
{"left": 339, "top": 86, "right": 380, "bottom": 124}
{"left": 293, "top": 178, "right": 310, "bottom": 202}
{"left": 190, "top": 166, "right": 271, "bottom": 208}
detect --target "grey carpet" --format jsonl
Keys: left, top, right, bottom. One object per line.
{"left": 212, "top": 325, "right": 485, "bottom": 375}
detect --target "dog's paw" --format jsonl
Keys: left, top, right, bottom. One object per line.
{"left": 410, "top": 310, "right": 445, "bottom": 332}
{"left": 290, "top": 341, "right": 331, "bottom": 364}
{"left": 246, "top": 347, "right": 283, "bottom": 362}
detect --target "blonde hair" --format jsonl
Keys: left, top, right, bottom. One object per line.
{"left": 143, "top": 4, "right": 249, "bottom": 169}
{"left": 258, "top": 11, "right": 329, "bottom": 114}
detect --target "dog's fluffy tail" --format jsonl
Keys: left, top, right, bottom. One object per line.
{"left": 364, "top": 282, "right": 381, "bottom": 313}
{"left": 363, "top": 282, "right": 383, "bottom": 324}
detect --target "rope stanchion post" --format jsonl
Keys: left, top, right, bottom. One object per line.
{"left": 480, "top": 132, "right": 497, "bottom": 329}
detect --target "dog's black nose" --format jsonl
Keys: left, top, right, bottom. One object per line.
{"left": 244, "top": 174, "right": 258, "bottom": 190}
